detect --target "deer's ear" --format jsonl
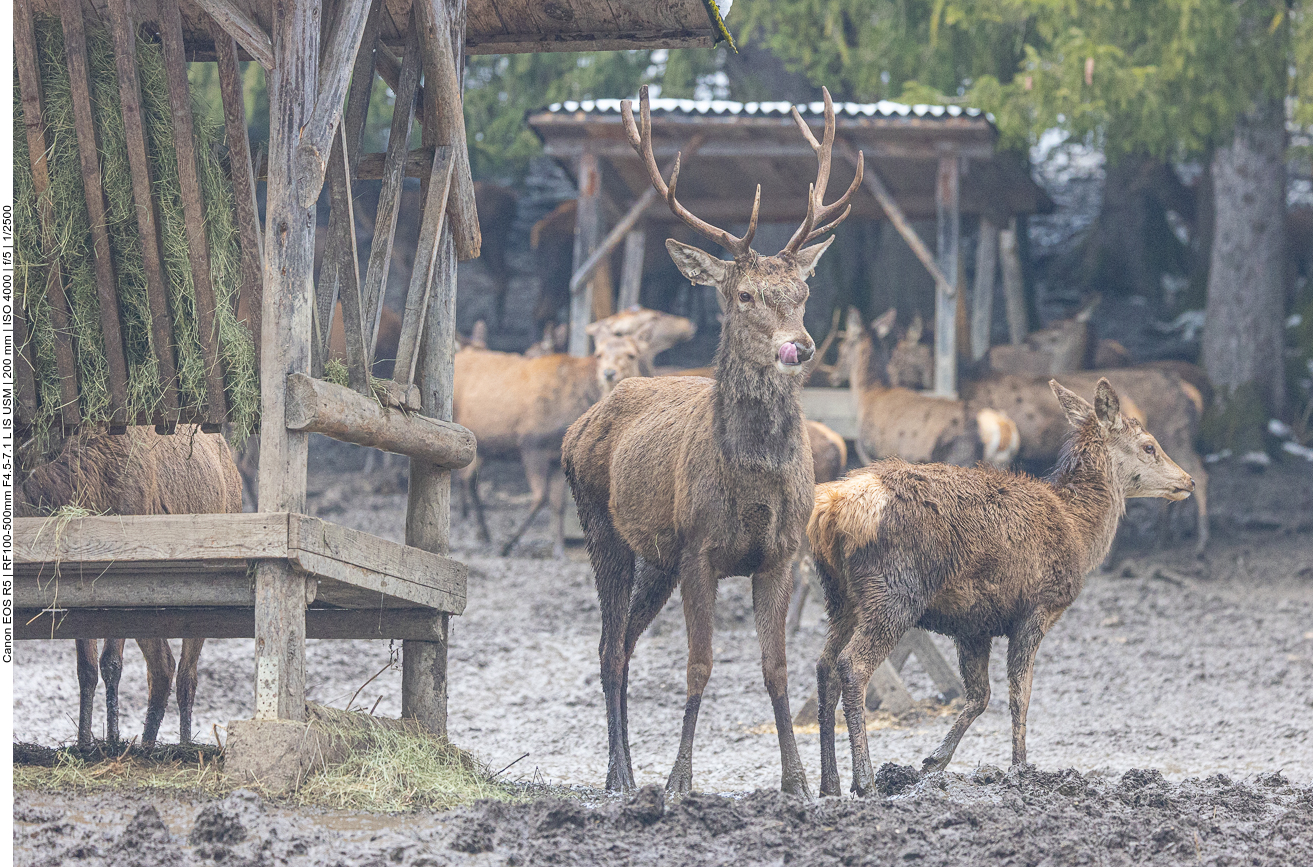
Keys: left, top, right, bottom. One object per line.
{"left": 666, "top": 240, "right": 734, "bottom": 289}
{"left": 1050, "top": 379, "right": 1094, "bottom": 427}
{"left": 871, "top": 308, "right": 898, "bottom": 340}
{"left": 584, "top": 320, "right": 607, "bottom": 338}
{"left": 1093, "top": 377, "right": 1124, "bottom": 430}
{"left": 791, "top": 236, "right": 835, "bottom": 278}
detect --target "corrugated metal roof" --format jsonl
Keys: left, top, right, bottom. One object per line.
{"left": 544, "top": 97, "right": 991, "bottom": 123}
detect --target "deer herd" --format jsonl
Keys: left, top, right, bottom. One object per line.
{"left": 21, "top": 84, "right": 1208, "bottom": 801}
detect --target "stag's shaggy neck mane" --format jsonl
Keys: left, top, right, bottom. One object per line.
{"left": 1047, "top": 420, "right": 1127, "bottom": 573}
{"left": 713, "top": 325, "right": 805, "bottom": 472}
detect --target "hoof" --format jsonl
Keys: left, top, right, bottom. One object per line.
{"left": 921, "top": 755, "right": 950, "bottom": 774}
{"left": 781, "top": 772, "right": 811, "bottom": 799}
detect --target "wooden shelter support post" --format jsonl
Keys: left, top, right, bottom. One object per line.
{"left": 400, "top": 0, "right": 468, "bottom": 736}
{"left": 253, "top": 0, "right": 319, "bottom": 723}
{"left": 568, "top": 149, "right": 602, "bottom": 357}
{"left": 618, "top": 229, "right": 646, "bottom": 310}
{"left": 971, "top": 218, "right": 999, "bottom": 362}
{"left": 1000, "top": 217, "right": 1027, "bottom": 345}
{"left": 934, "top": 154, "right": 961, "bottom": 398}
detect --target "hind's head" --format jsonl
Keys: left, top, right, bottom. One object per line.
{"left": 1050, "top": 378, "right": 1195, "bottom": 500}
{"left": 594, "top": 335, "right": 643, "bottom": 394}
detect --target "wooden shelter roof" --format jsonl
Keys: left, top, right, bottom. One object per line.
{"left": 33, "top": 0, "right": 729, "bottom": 55}
{"left": 530, "top": 97, "right": 1054, "bottom": 221}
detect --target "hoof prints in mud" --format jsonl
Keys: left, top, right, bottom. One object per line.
{"left": 16, "top": 768, "right": 1313, "bottom": 867}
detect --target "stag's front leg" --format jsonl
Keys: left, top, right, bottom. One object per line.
{"left": 1006, "top": 616, "right": 1047, "bottom": 767}
{"left": 753, "top": 559, "right": 810, "bottom": 797}
{"left": 138, "top": 638, "right": 176, "bottom": 748}
{"left": 176, "top": 638, "right": 206, "bottom": 745}
{"left": 668, "top": 553, "right": 715, "bottom": 797}
{"left": 100, "top": 639, "right": 126, "bottom": 746}
{"left": 75, "top": 640, "right": 99, "bottom": 751}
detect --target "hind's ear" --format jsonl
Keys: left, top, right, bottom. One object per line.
{"left": 666, "top": 239, "right": 734, "bottom": 290}
{"left": 1050, "top": 379, "right": 1094, "bottom": 427}
{"left": 1093, "top": 377, "right": 1124, "bottom": 430}
{"left": 871, "top": 309, "right": 898, "bottom": 340}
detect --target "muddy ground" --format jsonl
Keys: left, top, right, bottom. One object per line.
{"left": 13, "top": 441, "right": 1313, "bottom": 864}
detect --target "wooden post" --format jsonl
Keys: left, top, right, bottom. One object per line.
{"left": 618, "top": 228, "right": 646, "bottom": 310}
{"left": 934, "top": 154, "right": 960, "bottom": 398}
{"left": 1000, "top": 218, "right": 1027, "bottom": 345}
{"left": 970, "top": 217, "right": 999, "bottom": 362}
{"left": 253, "top": 0, "right": 320, "bottom": 723}
{"left": 569, "top": 150, "right": 602, "bottom": 357}
{"left": 194, "top": 0, "right": 275, "bottom": 69}
{"left": 401, "top": 0, "right": 466, "bottom": 736}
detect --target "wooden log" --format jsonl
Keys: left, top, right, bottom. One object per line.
{"left": 106, "top": 0, "right": 180, "bottom": 422}
{"left": 161, "top": 0, "right": 228, "bottom": 425}
{"left": 284, "top": 372, "right": 475, "bottom": 468}
{"left": 414, "top": 0, "right": 479, "bottom": 262}
{"left": 59, "top": 0, "right": 130, "bottom": 427}
{"left": 212, "top": 18, "right": 263, "bottom": 358}
{"left": 1000, "top": 218, "right": 1027, "bottom": 345}
{"left": 373, "top": 46, "right": 425, "bottom": 148}
{"left": 568, "top": 136, "right": 705, "bottom": 296}
{"left": 837, "top": 139, "right": 953, "bottom": 293}
{"left": 360, "top": 12, "right": 422, "bottom": 361}
{"left": 18, "top": 572, "right": 254, "bottom": 608}
{"left": 326, "top": 128, "right": 371, "bottom": 393}
{"left": 568, "top": 150, "right": 602, "bottom": 357}
{"left": 934, "top": 154, "right": 961, "bottom": 398}
{"left": 254, "top": 0, "right": 320, "bottom": 725}
{"left": 14, "top": 304, "right": 39, "bottom": 428}
{"left": 295, "top": 0, "right": 373, "bottom": 209}
{"left": 866, "top": 659, "right": 916, "bottom": 715}
{"left": 971, "top": 217, "right": 999, "bottom": 362}
{"left": 193, "top": 0, "right": 274, "bottom": 69}
{"left": 341, "top": 0, "right": 382, "bottom": 170}
{"left": 901, "top": 628, "right": 964, "bottom": 701}
{"left": 16, "top": 607, "right": 451, "bottom": 641}
{"left": 355, "top": 149, "right": 436, "bottom": 180}
{"left": 393, "top": 148, "right": 456, "bottom": 388}
{"left": 15, "top": 0, "right": 81, "bottom": 429}
{"left": 618, "top": 228, "right": 646, "bottom": 310}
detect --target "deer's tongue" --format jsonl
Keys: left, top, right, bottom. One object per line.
{"left": 778, "top": 343, "right": 800, "bottom": 365}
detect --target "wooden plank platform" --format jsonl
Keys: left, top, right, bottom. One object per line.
{"left": 16, "top": 606, "right": 448, "bottom": 641}
{"left": 15, "top": 512, "right": 466, "bottom": 617}
{"left": 801, "top": 387, "right": 859, "bottom": 440}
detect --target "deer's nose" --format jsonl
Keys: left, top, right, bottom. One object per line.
{"left": 1185, "top": 476, "right": 1196, "bottom": 492}
{"left": 795, "top": 341, "right": 815, "bottom": 363}
{"left": 603, "top": 368, "right": 618, "bottom": 381}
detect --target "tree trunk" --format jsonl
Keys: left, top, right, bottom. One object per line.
{"left": 1201, "top": 101, "right": 1287, "bottom": 448}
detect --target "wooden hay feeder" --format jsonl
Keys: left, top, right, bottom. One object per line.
{"left": 14, "top": 0, "right": 727, "bottom": 781}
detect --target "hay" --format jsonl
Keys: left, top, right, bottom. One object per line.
{"left": 14, "top": 17, "right": 259, "bottom": 448}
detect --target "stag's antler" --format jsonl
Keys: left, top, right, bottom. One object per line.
{"left": 782, "top": 87, "right": 864, "bottom": 254}
{"left": 621, "top": 85, "right": 760, "bottom": 260}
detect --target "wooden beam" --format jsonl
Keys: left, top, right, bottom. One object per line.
{"left": 414, "top": 0, "right": 480, "bottom": 262}
{"left": 837, "top": 139, "right": 953, "bottom": 294}
{"left": 254, "top": 0, "right": 320, "bottom": 725}
{"left": 325, "top": 129, "right": 371, "bottom": 392}
{"left": 393, "top": 149, "right": 456, "bottom": 388}
{"left": 59, "top": 0, "right": 130, "bottom": 427}
{"left": 543, "top": 139, "right": 997, "bottom": 163}
{"left": 106, "top": 0, "right": 181, "bottom": 423}
{"left": 1000, "top": 218, "right": 1027, "bottom": 345}
{"left": 161, "top": 0, "right": 228, "bottom": 425}
{"left": 15, "top": 513, "right": 290, "bottom": 564}
{"left": 569, "top": 135, "right": 705, "bottom": 296}
{"left": 295, "top": 0, "right": 373, "bottom": 209}
{"left": 971, "top": 218, "right": 999, "bottom": 362}
{"left": 568, "top": 150, "right": 602, "bottom": 357}
{"left": 900, "top": 629, "right": 964, "bottom": 701}
{"left": 373, "top": 44, "right": 424, "bottom": 115}
{"left": 14, "top": 304, "right": 38, "bottom": 428}
{"left": 18, "top": 572, "right": 254, "bottom": 608}
{"left": 934, "top": 154, "right": 960, "bottom": 398}
{"left": 15, "top": 0, "right": 81, "bottom": 429}
{"left": 284, "top": 373, "right": 474, "bottom": 467}
{"left": 193, "top": 0, "right": 274, "bottom": 70}
{"left": 618, "top": 228, "right": 646, "bottom": 310}
{"left": 360, "top": 11, "right": 422, "bottom": 362}
{"left": 866, "top": 660, "right": 916, "bottom": 714}
{"left": 16, "top": 607, "right": 451, "bottom": 641}
{"left": 355, "top": 148, "right": 434, "bottom": 180}
{"left": 212, "top": 17, "right": 263, "bottom": 358}
{"left": 467, "top": 34, "right": 715, "bottom": 56}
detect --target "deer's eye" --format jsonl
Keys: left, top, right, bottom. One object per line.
{"left": 1143, "top": 443, "right": 1156, "bottom": 456}
{"left": 738, "top": 292, "right": 753, "bottom": 304}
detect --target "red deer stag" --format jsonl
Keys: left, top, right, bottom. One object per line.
{"left": 563, "top": 86, "right": 863, "bottom": 796}
{"left": 19, "top": 426, "right": 243, "bottom": 749}
{"left": 809, "top": 378, "right": 1194, "bottom": 796}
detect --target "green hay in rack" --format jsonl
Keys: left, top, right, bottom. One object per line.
{"left": 15, "top": 17, "right": 259, "bottom": 447}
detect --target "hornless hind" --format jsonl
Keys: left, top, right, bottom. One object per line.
{"left": 563, "top": 85, "right": 863, "bottom": 796}
{"left": 809, "top": 378, "right": 1194, "bottom": 796}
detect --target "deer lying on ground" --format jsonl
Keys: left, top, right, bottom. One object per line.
{"left": 846, "top": 308, "right": 1020, "bottom": 468}
{"left": 563, "top": 85, "right": 863, "bottom": 796}
{"left": 19, "top": 426, "right": 243, "bottom": 750}
{"left": 454, "top": 333, "right": 644, "bottom": 558}
{"left": 810, "top": 378, "right": 1194, "bottom": 796}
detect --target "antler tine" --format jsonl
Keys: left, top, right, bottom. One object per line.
{"left": 621, "top": 85, "right": 757, "bottom": 259}
{"left": 783, "top": 87, "right": 863, "bottom": 254}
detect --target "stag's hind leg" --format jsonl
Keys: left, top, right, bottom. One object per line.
{"left": 138, "top": 638, "right": 176, "bottom": 748}
{"left": 176, "top": 638, "right": 205, "bottom": 745}
{"left": 75, "top": 640, "right": 99, "bottom": 750}
{"left": 922, "top": 633, "right": 991, "bottom": 772}
{"left": 816, "top": 601, "right": 859, "bottom": 797}
{"left": 99, "top": 639, "right": 126, "bottom": 746}
{"left": 1005, "top": 615, "right": 1048, "bottom": 767}
{"left": 754, "top": 559, "right": 810, "bottom": 797}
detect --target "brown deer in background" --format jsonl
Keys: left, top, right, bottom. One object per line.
{"left": 585, "top": 306, "right": 697, "bottom": 374}
{"left": 19, "top": 426, "right": 243, "bottom": 750}
{"left": 563, "top": 86, "right": 863, "bottom": 796}
{"left": 809, "top": 378, "right": 1194, "bottom": 796}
